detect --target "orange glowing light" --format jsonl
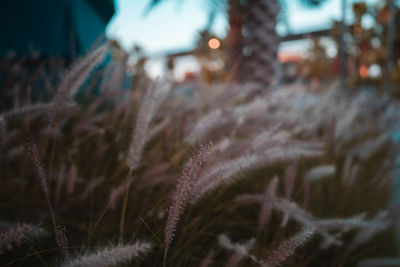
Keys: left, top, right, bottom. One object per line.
{"left": 208, "top": 38, "right": 220, "bottom": 49}
{"left": 360, "top": 65, "right": 368, "bottom": 78}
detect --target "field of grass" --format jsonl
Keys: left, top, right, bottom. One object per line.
{"left": 0, "top": 43, "right": 399, "bottom": 266}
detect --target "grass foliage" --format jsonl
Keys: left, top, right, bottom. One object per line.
{"left": 0, "top": 44, "right": 399, "bottom": 266}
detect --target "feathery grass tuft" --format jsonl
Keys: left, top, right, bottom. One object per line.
{"left": 25, "top": 136, "right": 56, "bottom": 230}
{"left": 61, "top": 241, "right": 151, "bottom": 267}
{"left": 0, "top": 223, "right": 47, "bottom": 255}
{"left": 55, "top": 225, "right": 70, "bottom": 260}
{"left": 185, "top": 109, "right": 222, "bottom": 144}
{"left": 191, "top": 155, "right": 257, "bottom": 203}
{"left": 258, "top": 176, "right": 279, "bottom": 231}
{"left": 127, "top": 83, "right": 158, "bottom": 171}
{"left": 261, "top": 226, "right": 315, "bottom": 267}
{"left": 26, "top": 137, "right": 50, "bottom": 201}
{"left": 1, "top": 102, "right": 71, "bottom": 126}
{"left": 49, "top": 44, "right": 108, "bottom": 127}
{"left": 305, "top": 165, "right": 335, "bottom": 182}
{"left": 164, "top": 141, "right": 213, "bottom": 253}
{"left": 218, "top": 235, "right": 255, "bottom": 267}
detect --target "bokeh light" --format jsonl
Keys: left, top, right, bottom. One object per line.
{"left": 208, "top": 38, "right": 221, "bottom": 49}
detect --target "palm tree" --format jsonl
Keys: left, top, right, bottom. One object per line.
{"left": 228, "top": 0, "right": 280, "bottom": 87}
{"left": 147, "top": 0, "right": 328, "bottom": 88}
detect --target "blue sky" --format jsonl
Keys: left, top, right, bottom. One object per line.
{"left": 106, "top": 0, "right": 226, "bottom": 54}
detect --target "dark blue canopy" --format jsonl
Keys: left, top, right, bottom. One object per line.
{"left": 0, "top": 0, "right": 115, "bottom": 56}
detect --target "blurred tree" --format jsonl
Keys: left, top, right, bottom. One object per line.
{"left": 330, "top": 0, "right": 400, "bottom": 93}
{"left": 303, "top": 39, "right": 333, "bottom": 81}
{"left": 147, "top": 0, "right": 328, "bottom": 89}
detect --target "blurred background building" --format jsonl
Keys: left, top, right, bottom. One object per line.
{"left": 0, "top": 0, "right": 115, "bottom": 110}
{"left": 0, "top": 0, "right": 114, "bottom": 56}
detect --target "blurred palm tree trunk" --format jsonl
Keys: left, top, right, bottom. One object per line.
{"left": 339, "top": 0, "right": 347, "bottom": 90}
{"left": 227, "top": 1, "right": 245, "bottom": 83}
{"left": 385, "top": 0, "right": 396, "bottom": 95}
{"left": 227, "top": 0, "right": 280, "bottom": 89}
